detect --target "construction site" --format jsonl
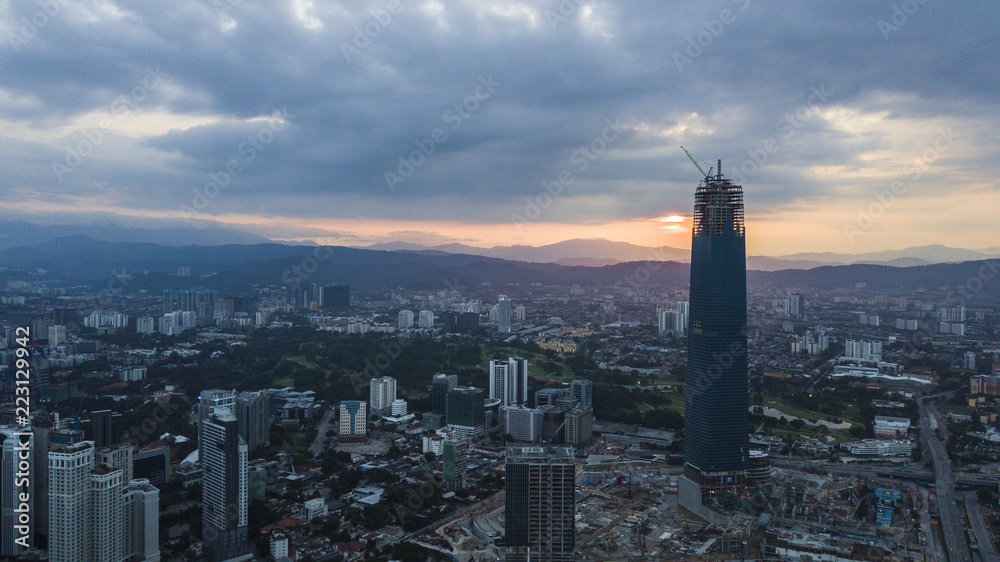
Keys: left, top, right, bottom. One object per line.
{"left": 430, "top": 440, "right": 937, "bottom": 561}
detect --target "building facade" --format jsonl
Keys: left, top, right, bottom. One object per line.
{"left": 504, "top": 446, "right": 575, "bottom": 561}
{"left": 681, "top": 162, "right": 750, "bottom": 513}
{"left": 202, "top": 407, "right": 250, "bottom": 562}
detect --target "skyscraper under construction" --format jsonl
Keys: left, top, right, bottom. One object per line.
{"left": 678, "top": 159, "right": 750, "bottom": 517}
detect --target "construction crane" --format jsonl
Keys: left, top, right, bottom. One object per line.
{"left": 680, "top": 145, "right": 712, "bottom": 180}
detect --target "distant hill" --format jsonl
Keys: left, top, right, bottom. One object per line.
{"left": 1, "top": 236, "right": 997, "bottom": 296}
{"left": 0, "top": 220, "right": 271, "bottom": 249}
{"left": 361, "top": 239, "right": 992, "bottom": 271}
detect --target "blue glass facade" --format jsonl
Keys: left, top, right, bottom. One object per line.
{"left": 683, "top": 165, "right": 749, "bottom": 477}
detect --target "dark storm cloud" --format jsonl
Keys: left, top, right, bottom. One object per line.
{"left": 1, "top": 0, "right": 998, "bottom": 224}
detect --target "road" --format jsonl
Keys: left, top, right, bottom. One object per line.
{"left": 919, "top": 396, "right": 972, "bottom": 562}
{"left": 308, "top": 408, "right": 334, "bottom": 457}
{"left": 964, "top": 491, "right": 998, "bottom": 562}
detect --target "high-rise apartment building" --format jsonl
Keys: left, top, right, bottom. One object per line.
{"left": 235, "top": 391, "right": 271, "bottom": 452}
{"left": 680, "top": 161, "right": 750, "bottom": 515}
{"left": 504, "top": 446, "right": 576, "bottom": 561}
{"left": 123, "top": 479, "right": 161, "bottom": 561}
{"left": 497, "top": 295, "right": 513, "bottom": 333}
{"left": 95, "top": 443, "right": 133, "bottom": 484}
{"left": 398, "top": 310, "right": 414, "bottom": 329}
{"left": 489, "top": 357, "right": 529, "bottom": 407}
{"left": 369, "top": 377, "right": 397, "bottom": 416}
{"left": 501, "top": 406, "right": 544, "bottom": 442}
{"left": 844, "top": 340, "right": 882, "bottom": 362}
{"left": 201, "top": 406, "right": 250, "bottom": 562}
{"left": 441, "top": 433, "right": 468, "bottom": 491}
{"left": 88, "top": 467, "right": 124, "bottom": 562}
{"left": 418, "top": 310, "right": 435, "bottom": 329}
{"left": 48, "top": 441, "right": 94, "bottom": 562}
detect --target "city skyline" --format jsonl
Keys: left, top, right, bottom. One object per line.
{"left": 1, "top": 2, "right": 998, "bottom": 254}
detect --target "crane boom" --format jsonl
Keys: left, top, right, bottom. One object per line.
{"left": 680, "top": 146, "right": 712, "bottom": 179}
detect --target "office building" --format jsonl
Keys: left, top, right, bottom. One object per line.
{"left": 88, "top": 409, "right": 121, "bottom": 448}
{"left": 428, "top": 374, "right": 458, "bottom": 427}
{"left": 320, "top": 284, "right": 350, "bottom": 312}
{"left": 570, "top": 380, "right": 592, "bottom": 409}
{"left": 134, "top": 446, "right": 170, "bottom": 486}
{"left": 497, "top": 295, "right": 513, "bottom": 333}
{"left": 201, "top": 406, "right": 250, "bottom": 562}
{"left": 418, "top": 310, "right": 435, "bottom": 329}
{"left": 680, "top": 161, "right": 750, "bottom": 515}
{"left": 535, "top": 388, "right": 570, "bottom": 408}
{"left": 1, "top": 428, "right": 33, "bottom": 555}
{"left": 446, "top": 387, "right": 485, "bottom": 440}
{"left": 489, "top": 357, "right": 529, "bottom": 407}
{"left": 199, "top": 389, "right": 237, "bottom": 450}
{"left": 504, "top": 446, "right": 575, "bottom": 561}
{"left": 443, "top": 311, "right": 480, "bottom": 333}
{"left": 235, "top": 391, "right": 271, "bottom": 452}
{"left": 370, "top": 376, "right": 397, "bottom": 416}
{"left": 565, "top": 407, "right": 594, "bottom": 446}
{"left": 398, "top": 310, "right": 414, "bottom": 329}
{"left": 339, "top": 401, "right": 367, "bottom": 443}
{"left": 123, "top": 479, "right": 161, "bottom": 561}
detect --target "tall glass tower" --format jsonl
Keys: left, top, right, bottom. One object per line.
{"left": 680, "top": 160, "right": 749, "bottom": 510}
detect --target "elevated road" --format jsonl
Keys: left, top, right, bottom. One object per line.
{"left": 919, "top": 396, "right": 971, "bottom": 562}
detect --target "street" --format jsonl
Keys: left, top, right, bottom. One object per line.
{"left": 919, "top": 395, "right": 972, "bottom": 562}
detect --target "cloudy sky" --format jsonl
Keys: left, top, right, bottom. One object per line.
{"left": 1, "top": 0, "right": 998, "bottom": 254}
